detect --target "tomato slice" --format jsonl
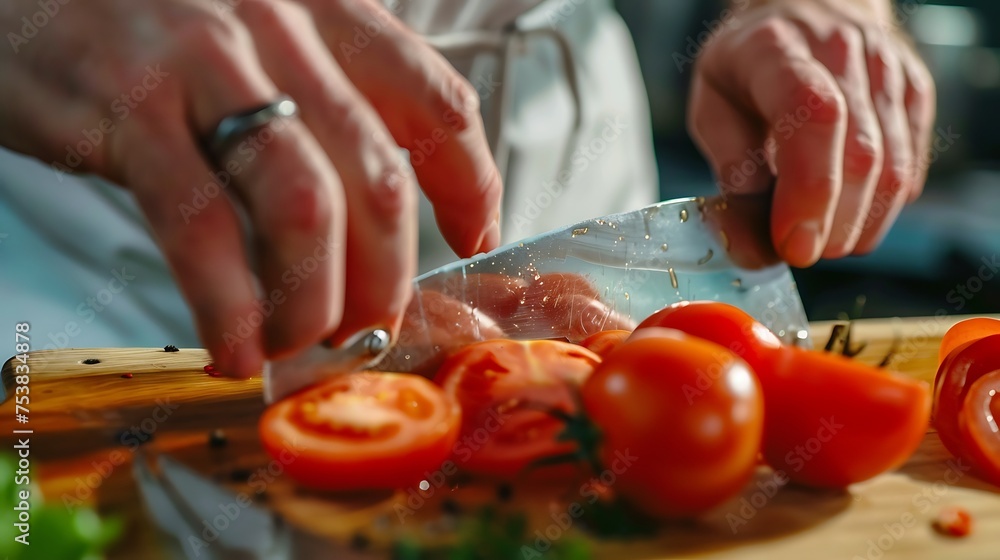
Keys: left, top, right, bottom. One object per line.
{"left": 259, "top": 373, "right": 461, "bottom": 490}
{"left": 578, "top": 329, "right": 631, "bottom": 359}
{"left": 933, "top": 334, "right": 1000, "bottom": 459}
{"left": 958, "top": 370, "right": 1000, "bottom": 484}
{"left": 433, "top": 339, "right": 601, "bottom": 478}
{"left": 939, "top": 318, "right": 1000, "bottom": 365}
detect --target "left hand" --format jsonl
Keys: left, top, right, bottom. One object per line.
{"left": 688, "top": 0, "right": 936, "bottom": 267}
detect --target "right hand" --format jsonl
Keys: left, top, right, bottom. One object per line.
{"left": 0, "top": 0, "right": 502, "bottom": 377}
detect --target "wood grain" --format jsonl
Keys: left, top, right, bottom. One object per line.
{"left": 2, "top": 316, "right": 999, "bottom": 559}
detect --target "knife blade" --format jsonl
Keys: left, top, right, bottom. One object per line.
{"left": 265, "top": 194, "right": 809, "bottom": 402}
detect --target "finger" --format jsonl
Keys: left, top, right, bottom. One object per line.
{"left": 311, "top": 0, "right": 503, "bottom": 257}
{"left": 708, "top": 18, "right": 848, "bottom": 267}
{"left": 184, "top": 14, "right": 347, "bottom": 359}
{"left": 235, "top": 0, "right": 417, "bottom": 344}
{"left": 854, "top": 34, "right": 914, "bottom": 255}
{"left": 796, "top": 20, "right": 884, "bottom": 258}
{"left": 687, "top": 74, "right": 771, "bottom": 196}
{"left": 114, "top": 104, "right": 264, "bottom": 379}
{"left": 898, "top": 45, "right": 936, "bottom": 202}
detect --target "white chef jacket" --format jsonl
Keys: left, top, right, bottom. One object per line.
{"left": 0, "top": 0, "right": 657, "bottom": 350}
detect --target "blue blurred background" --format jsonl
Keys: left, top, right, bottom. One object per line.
{"left": 615, "top": 0, "right": 1000, "bottom": 320}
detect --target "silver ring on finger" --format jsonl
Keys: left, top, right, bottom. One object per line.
{"left": 204, "top": 94, "right": 298, "bottom": 158}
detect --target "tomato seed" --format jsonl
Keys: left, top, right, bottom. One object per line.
{"left": 120, "top": 373, "right": 133, "bottom": 379}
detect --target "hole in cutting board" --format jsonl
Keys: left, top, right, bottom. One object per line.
{"left": 81, "top": 358, "right": 101, "bottom": 365}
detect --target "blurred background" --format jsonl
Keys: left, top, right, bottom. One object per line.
{"left": 615, "top": 0, "right": 1000, "bottom": 320}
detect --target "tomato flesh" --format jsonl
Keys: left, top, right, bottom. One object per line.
{"left": 581, "top": 332, "right": 764, "bottom": 517}
{"left": 259, "top": 373, "right": 461, "bottom": 490}
{"left": 957, "top": 371, "right": 1000, "bottom": 484}
{"left": 434, "top": 339, "right": 601, "bottom": 478}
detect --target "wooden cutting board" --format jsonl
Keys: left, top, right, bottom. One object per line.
{"left": 2, "top": 316, "right": 1000, "bottom": 559}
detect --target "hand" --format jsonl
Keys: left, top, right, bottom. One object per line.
{"left": 0, "top": 0, "right": 502, "bottom": 377}
{"left": 688, "top": 0, "right": 935, "bottom": 266}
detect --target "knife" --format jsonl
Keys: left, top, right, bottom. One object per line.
{"left": 264, "top": 194, "right": 810, "bottom": 403}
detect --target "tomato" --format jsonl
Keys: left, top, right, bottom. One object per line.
{"left": 933, "top": 335, "right": 1000, "bottom": 457}
{"left": 580, "top": 331, "right": 764, "bottom": 517}
{"left": 635, "top": 301, "right": 782, "bottom": 377}
{"left": 259, "top": 372, "right": 461, "bottom": 490}
{"left": 578, "top": 330, "right": 631, "bottom": 359}
{"left": 933, "top": 333, "right": 1000, "bottom": 485}
{"left": 637, "top": 301, "right": 930, "bottom": 487}
{"left": 933, "top": 506, "right": 973, "bottom": 537}
{"left": 521, "top": 273, "right": 635, "bottom": 342}
{"left": 434, "top": 339, "right": 601, "bottom": 478}
{"left": 958, "top": 372, "right": 1000, "bottom": 484}
{"left": 760, "top": 348, "right": 930, "bottom": 487}
{"left": 939, "top": 318, "right": 1000, "bottom": 365}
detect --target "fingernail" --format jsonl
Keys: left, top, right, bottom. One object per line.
{"left": 781, "top": 221, "right": 823, "bottom": 267}
{"left": 476, "top": 219, "right": 501, "bottom": 254}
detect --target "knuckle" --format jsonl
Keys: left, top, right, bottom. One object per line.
{"left": 237, "top": 0, "right": 312, "bottom": 31}
{"left": 433, "top": 70, "right": 480, "bottom": 130}
{"left": 175, "top": 11, "right": 253, "bottom": 63}
{"left": 827, "top": 23, "right": 864, "bottom": 55}
{"left": 843, "top": 133, "right": 883, "bottom": 180}
{"left": 786, "top": 76, "right": 846, "bottom": 125}
{"left": 749, "top": 17, "right": 798, "bottom": 50}
{"left": 263, "top": 176, "right": 337, "bottom": 238}
{"left": 363, "top": 162, "right": 416, "bottom": 224}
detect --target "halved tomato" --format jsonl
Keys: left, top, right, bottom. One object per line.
{"left": 433, "top": 339, "right": 601, "bottom": 478}
{"left": 259, "top": 373, "right": 461, "bottom": 490}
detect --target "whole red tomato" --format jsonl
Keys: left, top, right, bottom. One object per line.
{"left": 636, "top": 301, "right": 931, "bottom": 487}
{"left": 580, "top": 331, "right": 764, "bottom": 517}
{"left": 635, "top": 301, "right": 781, "bottom": 375}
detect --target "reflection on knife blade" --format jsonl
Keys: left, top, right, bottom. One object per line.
{"left": 375, "top": 194, "right": 807, "bottom": 375}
